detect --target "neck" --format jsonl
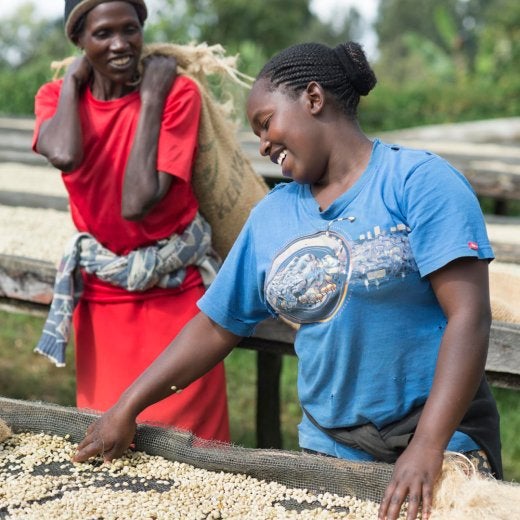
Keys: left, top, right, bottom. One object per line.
{"left": 90, "top": 75, "right": 137, "bottom": 100}
{"left": 311, "top": 123, "right": 373, "bottom": 210}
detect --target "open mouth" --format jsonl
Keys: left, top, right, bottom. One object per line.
{"left": 109, "top": 56, "right": 133, "bottom": 68}
{"left": 277, "top": 150, "right": 287, "bottom": 166}
{"left": 271, "top": 149, "right": 287, "bottom": 166}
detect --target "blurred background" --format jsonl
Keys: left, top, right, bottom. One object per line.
{"left": 0, "top": 0, "right": 518, "bottom": 131}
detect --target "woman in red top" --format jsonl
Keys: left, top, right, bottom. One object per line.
{"left": 32, "top": 0, "right": 229, "bottom": 442}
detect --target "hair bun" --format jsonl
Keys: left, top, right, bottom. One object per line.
{"left": 333, "top": 42, "right": 376, "bottom": 96}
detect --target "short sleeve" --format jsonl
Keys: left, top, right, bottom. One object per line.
{"left": 402, "top": 156, "right": 494, "bottom": 277}
{"left": 156, "top": 76, "right": 201, "bottom": 182}
{"left": 197, "top": 218, "right": 271, "bottom": 336}
{"left": 32, "top": 80, "right": 62, "bottom": 152}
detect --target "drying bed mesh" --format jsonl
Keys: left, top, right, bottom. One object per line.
{"left": 0, "top": 397, "right": 398, "bottom": 519}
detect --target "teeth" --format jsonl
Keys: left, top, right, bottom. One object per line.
{"left": 111, "top": 57, "right": 131, "bottom": 66}
{"left": 277, "top": 150, "right": 287, "bottom": 165}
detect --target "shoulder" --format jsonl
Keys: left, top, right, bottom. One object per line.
{"left": 163, "top": 75, "right": 201, "bottom": 110}
{"left": 377, "top": 140, "right": 440, "bottom": 172}
{"left": 34, "top": 80, "right": 64, "bottom": 113}
{"left": 170, "top": 75, "right": 200, "bottom": 97}
{"left": 259, "top": 181, "right": 296, "bottom": 203}
{"left": 35, "top": 79, "right": 63, "bottom": 98}
{"left": 377, "top": 139, "right": 467, "bottom": 186}
{"left": 249, "top": 182, "right": 297, "bottom": 218}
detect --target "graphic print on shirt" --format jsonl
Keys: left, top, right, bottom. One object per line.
{"left": 349, "top": 223, "right": 418, "bottom": 290}
{"left": 265, "top": 224, "right": 418, "bottom": 324}
{"left": 265, "top": 231, "right": 351, "bottom": 324}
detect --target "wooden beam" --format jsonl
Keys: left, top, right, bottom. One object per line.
{"left": 0, "top": 254, "right": 518, "bottom": 383}
{"left": 2, "top": 117, "right": 520, "bottom": 202}
{"left": 0, "top": 254, "right": 55, "bottom": 305}
{"left": 0, "top": 190, "right": 68, "bottom": 211}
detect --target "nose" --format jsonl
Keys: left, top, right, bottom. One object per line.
{"left": 259, "top": 135, "right": 271, "bottom": 157}
{"left": 110, "top": 33, "right": 130, "bottom": 51}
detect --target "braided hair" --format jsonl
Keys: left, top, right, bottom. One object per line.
{"left": 257, "top": 41, "right": 377, "bottom": 117}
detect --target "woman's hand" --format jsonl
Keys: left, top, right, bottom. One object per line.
{"left": 378, "top": 441, "right": 444, "bottom": 520}
{"left": 140, "top": 55, "right": 177, "bottom": 103}
{"left": 73, "top": 405, "right": 137, "bottom": 463}
{"left": 65, "top": 55, "right": 92, "bottom": 89}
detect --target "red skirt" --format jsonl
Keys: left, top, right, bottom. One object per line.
{"left": 73, "top": 283, "right": 230, "bottom": 443}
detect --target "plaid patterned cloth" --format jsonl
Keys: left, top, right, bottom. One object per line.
{"left": 35, "top": 212, "right": 220, "bottom": 367}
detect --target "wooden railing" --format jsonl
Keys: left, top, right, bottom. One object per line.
{"left": 1, "top": 117, "right": 519, "bottom": 449}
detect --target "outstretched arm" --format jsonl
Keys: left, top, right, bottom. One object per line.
{"left": 121, "top": 56, "right": 178, "bottom": 221}
{"left": 378, "top": 257, "right": 491, "bottom": 520}
{"left": 35, "top": 56, "right": 92, "bottom": 172}
{"left": 73, "top": 312, "right": 242, "bottom": 462}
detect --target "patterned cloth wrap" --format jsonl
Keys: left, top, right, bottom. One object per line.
{"left": 35, "top": 212, "right": 220, "bottom": 367}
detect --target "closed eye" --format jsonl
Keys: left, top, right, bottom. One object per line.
{"left": 124, "top": 24, "right": 141, "bottom": 35}
{"left": 261, "top": 115, "right": 272, "bottom": 130}
{"left": 93, "top": 30, "right": 111, "bottom": 39}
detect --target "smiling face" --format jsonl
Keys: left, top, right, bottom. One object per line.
{"left": 77, "top": 1, "right": 143, "bottom": 95}
{"left": 246, "top": 78, "right": 329, "bottom": 185}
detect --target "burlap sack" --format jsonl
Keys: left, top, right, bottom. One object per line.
{"left": 489, "top": 262, "right": 520, "bottom": 324}
{"left": 142, "top": 43, "right": 270, "bottom": 258}
{"left": 52, "top": 42, "right": 269, "bottom": 259}
{"left": 190, "top": 81, "right": 269, "bottom": 258}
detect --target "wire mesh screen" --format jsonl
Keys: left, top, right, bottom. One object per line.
{"left": 0, "top": 396, "right": 397, "bottom": 519}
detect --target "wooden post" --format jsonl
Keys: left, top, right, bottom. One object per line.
{"left": 256, "top": 350, "right": 282, "bottom": 449}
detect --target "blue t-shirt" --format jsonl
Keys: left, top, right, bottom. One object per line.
{"left": 198, "top": 139, "right": 494, "bottom": 459}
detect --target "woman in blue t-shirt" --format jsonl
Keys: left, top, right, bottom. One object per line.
{"left": 72, "top": 40, "right": 502, "bottom": 520}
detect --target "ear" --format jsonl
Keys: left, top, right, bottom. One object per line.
{"left": 74, "top": 32, "right": 85, "bottom": 50}
{"left": 303, "top": 81, "right": 325, "bottom": 115}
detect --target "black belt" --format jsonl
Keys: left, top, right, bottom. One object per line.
{"left": 303, "top": 377, "right": 503, "bottom": 478}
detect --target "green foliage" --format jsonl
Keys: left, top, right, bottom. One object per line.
{"left": 144, "top": 0, "right": 357, "bottom": 78}
{"left": 0, "top": 62, "right": 54, "bottom": 117}
{"left": 371, "top": 0, "right": 518, "bottom": 125}
{"left": 474, "top": 0, "right": 520, "bottom": 80}
{"left": 0, "top": 0, "right": 518, "bottom": 128}
{"left": 224, "top": 348, "right": 299, "bottom": 450}
{"left": 192, "top": 0, "right": 313, "bottom": 57}
{"left": 0, "top": 3, "right": 72, "bottom": 116}
{"left": 492, "top": 387, "right": 520, "bottom": 481}
{"left": 433, "top": 5, "right": 458, "bottom": 50}
{"left": 375, "top": 0, "right": 460, "bottom": 73}
{"left": 0, "top": 0, "right": 357, "bottom": 116}
{"left": 0, "top": 312, "right": 75, "bottom": 405}
{"left": 149, "top": 0, "right": 316, "bottom": 59}
{"left": 0, "top": 4, "right": 67, "bottom": 69}
{"left": 360, "top": 45, "right": 520, "bottom": 133}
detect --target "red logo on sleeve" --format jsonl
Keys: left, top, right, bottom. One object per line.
{"left": 468, "top": 241, "right": 479, "bottom": 250}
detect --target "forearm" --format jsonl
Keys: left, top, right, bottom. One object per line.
{"left": 379, "top": 259, "right": 491, "bottom": 520}
{"left": 115, "top": 313, "right": 241, "bottom": 419}
{"left": 121, "top": 56, "right": 178, "bottom": 220}
{"left": 36, "top": 76, "right": 84, "bottom": 171}
{"left": 121, "top": 96, "right": 165, "bottom": 220}
{"left": 412, "top": 310, "right": 490, "bottom": 451}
